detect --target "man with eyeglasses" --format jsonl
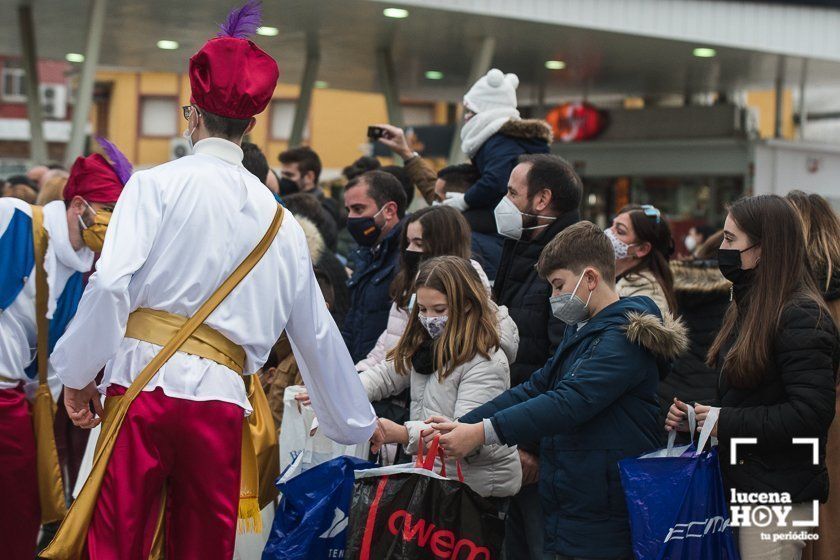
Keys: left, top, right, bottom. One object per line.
{"left": 0, "top": 140, "right": 129, "bottom": 559}
{"left": 41, "top": 3, "right": 376, "bottom": 559}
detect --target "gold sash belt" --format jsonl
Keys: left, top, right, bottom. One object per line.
{"left": 125, "top": 308, "right": 246, "bottom": 375}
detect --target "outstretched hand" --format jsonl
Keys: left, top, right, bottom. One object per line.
{"left": 432, "top": 420, "right": 485, "bottom": 459}
{"left": 64, "top": 381, "right": 104, "bottom": 429}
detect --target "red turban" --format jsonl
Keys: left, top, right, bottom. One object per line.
{"left": 63, "top": 154, "right": 124, "bottom": 204}
{"left": 189, "top": 37, "right": 278, "bottom": 120}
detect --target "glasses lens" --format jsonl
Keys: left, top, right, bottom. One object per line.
{"left": 182, "top": 106, "right": 191, "bottom": 121}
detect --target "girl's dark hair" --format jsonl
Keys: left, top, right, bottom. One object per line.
{"left": 390, "top": 206, "right": 472, "bottom": 310}
{"left": 707, "top": 194, "right": 826, "bottom": 388}
{"left": 619, "top": 204, "right": 677, "bottom": 312}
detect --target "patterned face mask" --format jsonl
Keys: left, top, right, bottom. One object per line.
{"left": 418, "top": 314, "right": 448, "bottom": 339}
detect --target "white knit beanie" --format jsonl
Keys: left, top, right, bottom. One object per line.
{"left": 463, "top": 68, "right": 519, "bottom": 114}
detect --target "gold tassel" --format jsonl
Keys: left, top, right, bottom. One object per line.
{"left": 238, "top": 419, "right": 262, "bottom": 534}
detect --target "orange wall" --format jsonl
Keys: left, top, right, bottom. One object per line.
{"left": 94, "top": 69, "right": 403, "bottom": 171}
{"left": 745, "top": 89, "right": 795, "bottom": 140}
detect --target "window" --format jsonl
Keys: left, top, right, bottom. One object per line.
{"left": 270, "top": 99, "right": 308, "bottom": 140}
{"left": 2, "top": 62, "right": 27, "bottom": 102}
{"left": 140, "top": 97, "right": 178, "bottom": 137}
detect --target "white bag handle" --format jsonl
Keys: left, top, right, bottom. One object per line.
{"left": 666, "top": 403, "right": 697, "bottom": 454}
{"left": 696, "top": 406, "right": 720, "bottom": 455}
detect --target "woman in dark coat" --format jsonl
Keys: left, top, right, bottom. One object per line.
{"left": 666, "top": 195, "right": 839, "bottom": 560}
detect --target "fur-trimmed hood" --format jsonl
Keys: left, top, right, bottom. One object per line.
{"left": 499, "top": 119, "right": 553, "bottom": 144}
{"left": 624, "top": 310, "right": 689, "bottom": 360}
{"left": 671, "top": 260, "right": 730, "bottom": 294}
{"left": 295, "top": 215, "right": 326, "bottom": 263}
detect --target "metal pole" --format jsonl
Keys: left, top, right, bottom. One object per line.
{"left": 773, "top": 55, "right": 786, "bottom": 139}
{"left": 799, "top": 58, "right": 809, "bottom": 140}
{"left": 289, "top": 32, "right": 319, "bottom": 148}
{"left": 17, "top": 2, "right": 47, "bottom": 164}
{"left": 65, "top": 0, "right": 107, "bottom": 167}
{"left": 376, "top": 47, "right": 403, "bottom": 127}
{"left": 448, "top": 36, "right": 496, "bottom": 164}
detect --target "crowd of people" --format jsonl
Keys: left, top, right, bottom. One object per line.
{"left": 1, "top": 5, "right": 839, "bottom": 560}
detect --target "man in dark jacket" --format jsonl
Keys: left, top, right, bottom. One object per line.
{"left": 341, "top": 170, "right": 406, "bottom": 363}
{"left": 278, "top": 146, "right": 343, "bottom": 226}
{"left": 434, "top": 222, "right": 688, "bottom": 559}
{"left": 489, "top": 153, "right": 582, "bottom": 560}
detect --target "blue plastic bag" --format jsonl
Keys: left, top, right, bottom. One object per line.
{"left": 262, "top": 455, "right": 376, "bottom": 560}
{"left": 618, "top": 408, "right": 740, "bottom": 560}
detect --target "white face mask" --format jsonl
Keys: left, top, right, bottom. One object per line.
{"left": 493, "top": 196, "right": 556, "bottom": 240}
{"left": 684, "top": 235, "right": 698, "bottom": 253}
{"left": 605, "top": 227, "right": 634, "bottom": 260}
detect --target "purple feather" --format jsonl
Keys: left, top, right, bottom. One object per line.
{"left": 218, "top": 0, "right": 262, "bottom": 39}
{"left": 96, "top": 137, "right": 133, "bottom": 186}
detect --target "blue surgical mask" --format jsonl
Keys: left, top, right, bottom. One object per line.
{"left": 549, "top": 270, "right": 593, "bottom": 325}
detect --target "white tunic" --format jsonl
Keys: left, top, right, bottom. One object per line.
{"left": 0, "top": 198, "right": 92, "bottom": 400}
{"left": 50, "top": 138, "right": 376, "bottom": 445}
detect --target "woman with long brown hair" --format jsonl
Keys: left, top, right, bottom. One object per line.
{"left": 359, "top": 256, "right": 521, "bottom": 498}
{"left": 666, "top": 195, "right": 839, "bottom": 559}
{"left": 606, "top": 204, "right": 677, "bottom": 313}
{"left": 787, "top": 190, "right": 840, "bottom": 560}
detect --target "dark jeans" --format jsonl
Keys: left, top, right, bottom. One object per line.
{"left": 504, "top": 484, "right": 553, "bottom": 560}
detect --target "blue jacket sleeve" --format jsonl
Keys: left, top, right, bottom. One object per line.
{"left": 490, "top": 331, "right": 651, "bottom": 446}
{"left": 463, "top": 135, "right": 523, "bottom": 209}
{"left": 459, "top": 353, "right": 556, "bottom": 424}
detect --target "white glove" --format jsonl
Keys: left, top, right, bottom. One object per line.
{"left": 442, "top": 192, "right": 469, "bottom": 212}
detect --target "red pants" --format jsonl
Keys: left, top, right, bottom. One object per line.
{"left": 0, "top": 387, "right": 40, "bottom": 560}
{"left": 87, "top": 386, "right": 243, "bottom": 560}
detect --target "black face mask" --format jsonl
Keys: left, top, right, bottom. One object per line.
{"left": 347, "top": 210, "right": 384, "bottom": 247}
{"left": 404, "top": 249, "right": 424, "bottom": 270}
{"left": 718, "top": 246, "right": 758, "bottom": 299}
{"left": 278, "top": 177, "right": 301, "bottom": 196}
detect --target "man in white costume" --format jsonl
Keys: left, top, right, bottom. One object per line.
{"left": 42, "top": 3, "right": 376, "bottom": 559}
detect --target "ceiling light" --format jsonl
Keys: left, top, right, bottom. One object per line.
{"left": 693, "top": 47, "right": 716, "bottom": 58}
{"left": 156, "top": 40, "right": 179, "bottom": 50}
{"left": 425, "top": 70, "right": 444, "bottom": 80}
{"left": 257, "top": 26, "right": 279, "bottom": 36}
{"left": 314, "top": 80, "right": 328, "bottom": 89}
{"left": 65, "top": 53, "right": 85, "bottom": 63}
{"left": 383, "top": 8, "right": 409, "bottom": 18}
{"left": 545, "top": 60, "right": 566, "bottom": 70}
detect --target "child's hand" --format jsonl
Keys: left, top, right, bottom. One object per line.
{"left": 294, "top": 391, "right": 311, "bottom": 407}
{"left": 421, "top": 415, "right": 450, "bottom": 445}
{"left": 518, "top": 449, "right": 540, "bottom": 486}
{"left": 434, "top": 421, "right": 485, "bottom": 459}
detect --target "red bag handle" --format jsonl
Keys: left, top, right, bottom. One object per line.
{"left": 416, "top": 435, "right": 465, "bottom": 482}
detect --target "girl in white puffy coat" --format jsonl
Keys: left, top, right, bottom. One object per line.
{"left": 355, "top": 206, "right": 490, "bottom": 372}
{"left": 361, "top": 256, "right": 522, "bottom": 499}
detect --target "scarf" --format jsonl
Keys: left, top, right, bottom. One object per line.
{"left": 42, "top": 201, "right": 94, "bottom": 318}
{"left": 460, "top": 108, "right": 520, "bottom": 158}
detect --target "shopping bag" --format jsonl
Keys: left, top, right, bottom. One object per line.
{"left": 619, "top": 407, "right": 740, "bottom": 560}
{"left": 345, "top": 437, "right": 505, "bottom": 560}
{"left": 262, "top": 454, "right": 376, "bottom": 560}
{"left": 278, "top": 385, "right": 369, "bottom": 473}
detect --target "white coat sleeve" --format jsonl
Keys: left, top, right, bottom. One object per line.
{"left": 49, "top": 174, "right": 161, "bottom": 389}
{"left": 284, "top": 241, "right": 377, "bottom": 445}
{"left": 358, "top": 359, "right": 410, "bottom": 403}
